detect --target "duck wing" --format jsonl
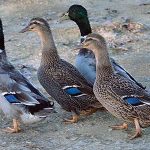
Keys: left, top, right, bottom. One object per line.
{"left": 110, "top": 74, "right": 150, "bottom": 105}
{"left": 53, "top": 59, "right": 94, "bottom": 95}
{"left": 111, "top": 58, "right": 145, "bottom": 89}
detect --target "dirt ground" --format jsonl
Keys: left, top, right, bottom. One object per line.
{"left": 0, "top": 0, "right": 150, "bottom": 149}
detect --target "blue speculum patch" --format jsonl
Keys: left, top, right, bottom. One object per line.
{"left": 4, "top": 94, "right": 20, "bottom": 103}
{"left": 124, "top": 97, "right": 143, "bottom": 106}
{"left": 65, "top": 87, "right": 82, "bottom": 96}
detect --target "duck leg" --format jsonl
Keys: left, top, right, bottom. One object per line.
{"left": 4, "top": 119, "right": 21, "bottom": 133}
{"left": 64, "top": 114, "right": 80, "bottom": 124}
{"left": 129, "top": 118, "right": 141, "bottom": 139}
{"left": 110, "top": 123, "right": 128, "bottom": 130}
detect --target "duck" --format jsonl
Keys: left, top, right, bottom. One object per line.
{"left": 61, "top": 4, "right": 145, "bottom": 89}
{"left": 20, "top": 17, "right": 103, "bottom": 123}
{"left": 0, "top": 19, "right": 54, "bottom": 133}
{"left": 81, "top": 33, "right": 150, "bottom": 139}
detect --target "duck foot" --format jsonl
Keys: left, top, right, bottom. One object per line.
{"left": 3, "top": 119, "right": 21, "bottom": 133}
{"left": 110, "top": 123, "right": 128, "bottom": 130}
{"left": 129, "top": 118, "right": 142, "bottom": 140}
{"left": 80, "top": 108, "right": 98, "bottom": 116}
{"left": 63, "top": 114, "right": 79, "bottom": 124}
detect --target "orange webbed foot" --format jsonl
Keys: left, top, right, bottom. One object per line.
{"left": 110, "top": 123, "right": 128, "bottom": 130}
{"left": 129, "top": 118, "right": 142, "bottom": 140}
{"left": 3, "top": 119, "right": 21, "bottom": 133}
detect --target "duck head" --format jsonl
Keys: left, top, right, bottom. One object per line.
{"left": 61, "top": 5, "right": 91, "bottom": 37}
{"left": 61, "top": 5, "right": 88, "bottom": 22}
{"left": 81, "top": 33, "right": 112, "bottom": 67}
{"left": 20, "top": 18, "right": 50, "bottom": 33}
{"left": 82, "top": 33, "right": 107, "bottom": 54}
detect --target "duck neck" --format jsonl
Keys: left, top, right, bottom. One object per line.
{"left": 75, "top": 17, "right": 92, "bottom": 37}
{"left": 0, "top": 24, "right": 6, "bottom": 57}
{"left": 95, "top": 48, "right": 114, "bottom": 78}
{"left": 37, "top": 28, "right": 59, "bottom": 66}
{"left": 0, "top": 34, "right": 5, "bottom": 51}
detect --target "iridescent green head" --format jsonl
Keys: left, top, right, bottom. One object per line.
{"left": 67, "top": 5, "right": 88, "bottom": 22}
{"left": 61, "top": 5, "right": 91, "bottom": 36}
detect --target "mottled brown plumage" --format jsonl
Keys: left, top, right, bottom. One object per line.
{"left": 21, "top": 18, "right": 103, "bottom": 123}
{"left": 82, "top": 33, "right": 150, "bottom": 139}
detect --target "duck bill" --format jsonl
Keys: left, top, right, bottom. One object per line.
{"left": 19, "top": 25, "right": 30, "bottom": 33}
{"left": 59, "top": 12, "right": 69, "bottom": 22}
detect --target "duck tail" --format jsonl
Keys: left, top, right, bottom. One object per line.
{"left": 28, "top": 99, "right": 54, "bottom": 114}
